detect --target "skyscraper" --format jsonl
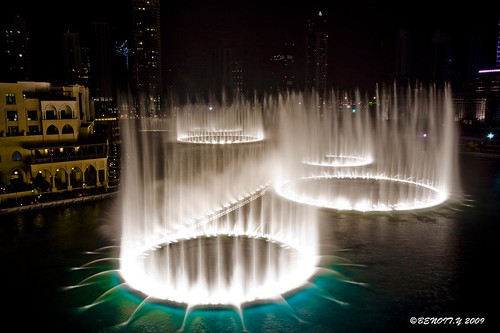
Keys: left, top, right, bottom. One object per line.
{"left": 131, "top": 0, "right": 162, "bottom": 117}
{"left": 88, "top": 21, "right": 115, "bottom": 118}
{"left": 496, "top": 17, "right": 500, "bottom": 68}
{"left": 62, "top": 31, "right": 83, "bottom": 85}
{"left": 454, "top": 16, "right": 500, "bottom": 126}
{"left": 305, "top": 10, "right": 328, "bottom": 98}
{"left": 269, "top": 41, "right": 296, "bottom": 94}
{"left": 212, "top": 46, "right": 234, "bottom": 101}
{"left": 395, "top": 29, "right": 413, "bottom": 84}
{"left": 430, "top": 29, "right": 452, "bottom": 85}
{"left": 0, "top": 15, "right": 32, "bottom": 82}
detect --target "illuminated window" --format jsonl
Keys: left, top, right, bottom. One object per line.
{"left": 6, "top": 110, "right": 18, "bottom": 121}
{"left": 8, "top": 126, "right": 19, "bottom": 136}
{"left": 27, "top": 110, "right": 38, "bottom": 120}
{"left": 28, "top": 126, "right": 39, "bottom": 134}
{"left": 5, "top": 93, "right": 16, "bottom": 104}
{"left": 12, "top": 151, "right": 22, "bottom": 161}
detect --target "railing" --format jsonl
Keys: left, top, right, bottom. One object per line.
{"left": 27, "top": 152, "right": 107, "bottom": 164}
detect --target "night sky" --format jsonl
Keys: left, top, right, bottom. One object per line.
{"left": 3, "top": 0, "right": 500, "bottom": 91}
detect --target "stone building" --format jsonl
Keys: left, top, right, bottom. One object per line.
{"left": 0, "top": 81, "right": 110, "bottom": 205}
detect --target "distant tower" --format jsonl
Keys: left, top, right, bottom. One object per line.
{"left": 232, "top": 61, "right": 244, "bottom": 98}
{"left": 496, "top": 17, "right": 500, "bottom": 68}
{"left": 212, "top": 46, "right": 234, "bottom": 101}
{"left": 62, "top": 31, "right": 83, "bottom": 85}
{"left": 269, "top": 41, "right": 296, "bottom": 94}
{"left": 89, "top": 21, "right": 115, "bottom": 117}
{"left": 431, "top": 29, "right": 452, "bottom": 85}
{"left": 0, "top": 15, "right": 32, "bottom": 82}
{"left": 306, "top": 10, "right": 328, "bottom": 98}
{"left": 131, "top": 0, "right": 162, "bottom": 116}
{"left": 395, "top": 29, "right": 413, "bottom": 84}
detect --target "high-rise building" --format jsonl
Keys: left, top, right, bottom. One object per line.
{"left": 496, "top": 17, "right": 500, "bottom": 68}
{"left": 88, "top": 21, "right": 115, "bottom": 118}
{"left": 454, "top": 16, "right": 500, "bottom": 127}
{"left": 305, "top": 10, "right": 328, "bottom": 97}
{"left": 269, "top": 41, "right": 296, "bottom": 94}
{"left": 0, "top": 15, "right": 32, "bottom": 82}
{"left": 62, "top": 31, "right": 83, "bottom": 85}
{"left": 232, "top": 61, "right": 244, "bottom": 98}
{"left": 395, "top": 29, "right": 413, "bottom": 84}
{"left": 212, "top": 46, "right": 234, "bottom": 101}
{"left": 430, "top": 29, "right": 452, "bottom": 85}
{"left": 131, "top": 0, "right": 162, "bottom": 117}
{"left": 209, "top": 45, "right": 245, "bottom": 102}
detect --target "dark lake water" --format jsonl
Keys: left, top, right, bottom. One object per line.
{"left": 1, "top": 152, "right": 498, "bottom": 332}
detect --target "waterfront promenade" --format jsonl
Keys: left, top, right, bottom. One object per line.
{"left": 1, "top": 134, "right": 498, "bottom": 217}
{"left": 0, "top": 187, "right": 118, "bottom": 216}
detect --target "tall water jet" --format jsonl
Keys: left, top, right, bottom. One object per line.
{"left": 176, "top": 96, "right": 265, "bottom": 144}
{"left": 118, "top": 98, "right": 318, "bottom": 307}
{"left": 275, "top": 84, "right": 459, "bottom": 212}
{"left": 117, "top": 82, "right": 458, "bottom": 311}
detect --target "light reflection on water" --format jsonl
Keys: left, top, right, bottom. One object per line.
{"left": 55, "top": 200, "right": 465, "bottom": 332}
{"left": 1, "top": 154, "right": 498, "bottom": 332}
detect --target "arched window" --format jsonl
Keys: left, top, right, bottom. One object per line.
{"left": 60, "top": 105, "right": 73, "bottom": 119}
{"left": 70, "top": 166, "right": 84, "bottom": 188}
{"left": 46, "top": 125, "right": 59, "bottom": 135}
{"left": 85, "top": 164, "right": 98, "bottom": 186}
{"left": 12, "top": 151, "right": 22, "bottom": 161}
{"left": 44, "top": 105, "right": 57, "bottom": 120}
{"left": 62, "top": 124, "right": 74, "bottom": 134}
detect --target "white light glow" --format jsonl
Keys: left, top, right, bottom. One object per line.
{"left": 275, "top": 174, "right": 448, "bottom": 212}
{"left": 120, "top": 233, "right": 317, "bottom": 306}
{"left": 303, "top": 155, "right": 373, "bottom": 167}
{"left": 118, "top": 85, "right": 458, "bottom": 309}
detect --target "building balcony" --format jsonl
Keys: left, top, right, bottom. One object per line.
{"left": 26, "top": 152, "right": 107, "bottom": 164}
{"left": 23, "top": 142, "right": 108, "bottom": 165}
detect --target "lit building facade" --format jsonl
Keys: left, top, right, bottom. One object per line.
{"left": 0, "top": 81, "right": 110, "bottom": 204}
{"left": 131, "top": 0, "right": 162, "bottom": 116}
{"left": 232, "top": 61, "right": 244, "bottom": 98}
{"left": 454, "top": 17, "right": 500, "bottom": 127}
{"left": 62, "top": 31, "right": 84, "bottom": 85}
{"left": 0, "top": 15, "right": 32, "bottom": 82}
{"left": 89, "top": 21, "right": 115, "bottom": 118}
{"left": 305, "top": 10, "right": 328, "bottom": 97}
{"left": 496, "top": 18, "right": 500, "bottom": 68}
{"left": 269, "top": 41, "right": 296, "bottom": 94}
{"left": 395, "top": 29, "right": 413, "bottom": 84}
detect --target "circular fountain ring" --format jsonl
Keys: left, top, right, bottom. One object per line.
{"left": 120, "top": 234, "right": 315, "bottom": 306}
{"left": 177, "top": 129, "right": 263, "bottom": 144}
{"left": 275, "top": 175, "right": 448, "bottom": 212}
{"left": 303, "top": 155, "right": 373, "bottom": 168}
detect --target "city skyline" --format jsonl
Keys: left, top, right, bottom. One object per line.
{"left": 2, "top": 0, "right": 500, "bottom": 93}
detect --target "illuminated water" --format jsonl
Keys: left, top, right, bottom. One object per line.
{"left": 0, "top": 84, "right": 480, "bottom": 332}
{"left": 176, "top": 97, "right": 265, "bottom": 144}
{"left": 2, "top": 152, "right": 498, "bottom": 332}
{"left": 116, "top": 85, "right": 460, "bottom": 312}
{"left": 274, "top": 85, "right": 458, "bottom": 211}
{"left": 120, "top": 103, "right": 318, "bottom": 307}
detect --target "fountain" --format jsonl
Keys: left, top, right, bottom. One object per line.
{"left": 139, "top": 117, "right": 171, "bottom": 132}
{"left": 119, "top": 97, "right": 318, "bottom": 307}
{"left": 274, "top": 84, "right": 458, "bottom": 211}
{"left": 98, "top": 82, "right": 459, "bottom": 329}
{"left": 176, "top": 97, "right": 265, "bottom": 144}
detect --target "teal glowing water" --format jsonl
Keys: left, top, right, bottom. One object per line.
{"left": 105, "top": 84, "right": 459, "bottom": 329}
